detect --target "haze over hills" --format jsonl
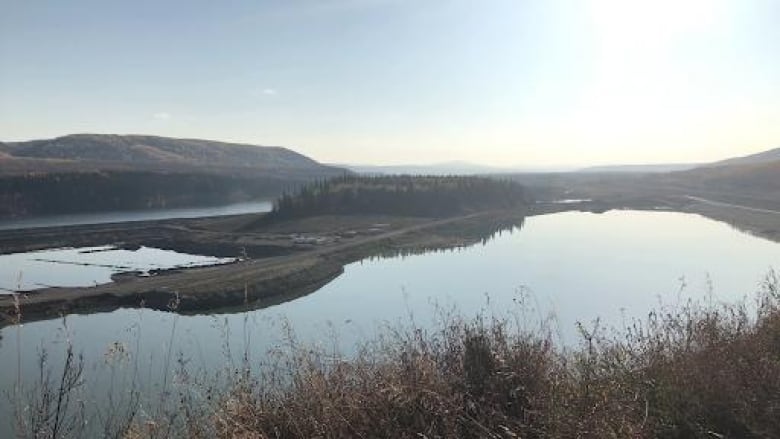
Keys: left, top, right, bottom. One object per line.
{"left": 505, "top": 144, "right": 780, "bottom": 214}
{"left": 2, "top": 133, "right": 779, "bottom": 217}
{"left": 577, "top": 163, "right": 700, "bottom": 173}
{"left": 669, "top": 146, "right": 780, "bottom": 192}
{"left": 679, "top": 159, "right": 780, "bottom": 186}
{"left": 668, "top": 149, "right": 780, "bottom": 206}
{"left": 706, "top": 146, "right": 780, "bottom": 168}
{"left": 342, "top": 161, "right": 571, "bottom": 176}
{"left": 566, "top": 147, "right": 779, "bottom": 174}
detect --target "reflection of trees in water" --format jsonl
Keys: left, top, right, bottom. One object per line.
{"left": 179, "top": 213, "right": 528, "bottom": 318}
{"left": 365, "top": 214, "right": 527, "bottom": 261}
{"left": 717, "top": 216, "right": 778, "bottom": 244}
{"left": 0, "top": 213, "right": 528, "bottom": 328}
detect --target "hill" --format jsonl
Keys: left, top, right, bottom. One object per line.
{"left": 708, "top": 147, "right": 780, "bottom": 168}
{"left": 653, "top": 147, "right": 780, "bottom": 208}
{"left": 665, "top": 159, "right": 780, "bottom": 207}
{"left": 0, "top": 134, "right": 347, "bottom": 218}
{"left": 504, "top": 146, "right": 780, "bottom": 212}
{"left": 577, "top": 163, "right": 699, "bottom": 173}
{"left": 0, "top": 134, "right": 334, "bottom": 176}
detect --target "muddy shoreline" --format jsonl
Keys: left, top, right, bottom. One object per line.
{"left": 0, "top": 207, "right": 539, "bottom": 325}
{"left": 1, "top": 197, "right": 777, "bottom": 327}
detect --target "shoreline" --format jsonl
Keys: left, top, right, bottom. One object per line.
{"left": 0, "top": 207, "right": 535, "bottom": 326}
{"left": 1, "top": 198, "right": 777, "bottom": 326}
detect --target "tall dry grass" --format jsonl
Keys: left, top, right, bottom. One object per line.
{"left": 11, "top": 271, "right": 780, "bottom": 438}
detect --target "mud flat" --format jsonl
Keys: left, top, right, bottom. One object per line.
{"left": 0, "top": 208, "right": 532, "bottom": 325}
{"left": 5, "top": 195, "right": 772, "bottom": 326}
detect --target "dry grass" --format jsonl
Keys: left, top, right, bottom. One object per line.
{"left": 205, "top": 271, "right": 780, "bottom": 439}
{"left": 12, "top": 272, "right": 780, "bottom": 438}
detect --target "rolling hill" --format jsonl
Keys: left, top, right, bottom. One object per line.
{"left": 0, "top": 134, "right": 337, "bottom": 176}
{"left": 612, "top": 149, "right": 780, "bottom": 208}
{"left": 0, "top": 134, "right": 347, "bottom": 218}
{"left": 506, "top": 145, "right": 780, "bottom": 211}
{"left": 666, "top": 156, "right": 780, "bottom": 207}
{"left": 708, "top": 147, "right": 780, "bottom": 168}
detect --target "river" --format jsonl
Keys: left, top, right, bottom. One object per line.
{"left": 0, "top": 209, "right": 778, "bottom": 435}
{"left": 0, "top": 200, "right": 273, "bottom": 231}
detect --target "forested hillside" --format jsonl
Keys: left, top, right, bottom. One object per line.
{"left": 0, "top": 134, "right": 326, "bottom": 172}
{"left": 0, "top": 134, "right": 347, "bottom": 217}
{"left": 0, "top": 171, "right": 305, "bottom": 217}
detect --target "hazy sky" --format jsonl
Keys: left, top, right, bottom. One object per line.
{"left": 1, "top": 0, "right": 778, "bottom": 167}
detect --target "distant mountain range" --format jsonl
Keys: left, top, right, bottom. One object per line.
{"left": 576, "top": 163, "right": 701, "bottom": 173}
{"left": 2, "top": 133, "right": 778, "bottom": 217}
{"left": 341, "top": 161, "right": 569, "bottom": 176}
{"left": 575, "top": 147, "right": 780, "bottom": 174}
{"left": 508, "top": 145, "right": 780, "bottom": 212}
{"left": 360, "top": 148, "right": 780, "bottom": 176}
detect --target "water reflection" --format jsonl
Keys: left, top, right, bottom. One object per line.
{"left": 365, "top": 214, "right": 526, "bottom": 261}
{"left": 0, "top": 246, "right": 236, "bottom": 292}
{"left": 0, "top": 200, "right": 273, "bottom": 231}
{"left": 0, "top": 210, "right": 778, "bottom": 437}
{"left": 0, "top": 211, "right": 527, "bottom": 326}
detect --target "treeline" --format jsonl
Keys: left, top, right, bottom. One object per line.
{"left": 0, "top": 171, "right": 303, "bottom": 217}
{"left": 266, "top": 175, "right": 529, "bottom": 220}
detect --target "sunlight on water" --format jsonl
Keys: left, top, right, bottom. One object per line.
{"left": 0, "top": 210, "right": 778, "bottom": 436}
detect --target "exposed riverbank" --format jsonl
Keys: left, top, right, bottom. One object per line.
{"left": 1, "top": 197, "right": 777, "bottom": 327}
{"left": 0, "top": 207, "right": 532, "bottom": 325}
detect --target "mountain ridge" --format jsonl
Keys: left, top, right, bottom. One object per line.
{"left": 0, "top": 134, "right": 326, "bottom": 172}
{"left": 340, "top": 161, "right": 569, "bottom": 175}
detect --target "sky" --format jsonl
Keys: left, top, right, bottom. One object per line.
{"left": 1, "top": 0, "right": 779, "bottom": 167}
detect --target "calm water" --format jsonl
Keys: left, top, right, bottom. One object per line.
{"left": 0, "top": 200, "right": 272, "bottom": 231}
{"left": 0, "top": 246, "right": 236, "bottom": 293}
{"left": 1, "top": 210, "right": 779, "bottom": 434}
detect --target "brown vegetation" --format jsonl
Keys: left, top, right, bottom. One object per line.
{"left": 12, "top": 272, "right": 780, "bottom": 438}
{"left": 0, "top": 134, "right": 336, "bottom": 173}
{"left": 201, "top": 273, "right": 780, "bottom": 438}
